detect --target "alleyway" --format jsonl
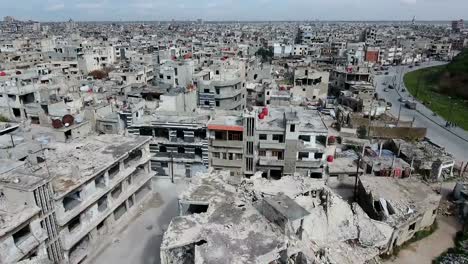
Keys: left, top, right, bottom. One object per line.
{"left": 89, "top": 178, "right": 184, "bottom": 264}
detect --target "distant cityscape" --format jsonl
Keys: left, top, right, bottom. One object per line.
{"left": 0, "top": 13, "right": 467, "bottom": 264}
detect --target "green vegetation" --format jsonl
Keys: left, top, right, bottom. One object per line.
{"left": 0, "top": 114, "right": 9, "bottom": 122}
{"left": 357, "top": 125, "right": 368, "bottom": 139}
{"left": 403, "top": 49, "right": 468, "bottom": 130}
{"left": 255, "top": 47, "right": 274, "bottom": 63}
{"left": 434, "top": 228, "right": 468, "bottom": 263}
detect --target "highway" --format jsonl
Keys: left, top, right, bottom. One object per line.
{"left": 373, "top": 62, "right": 468, "bottom": 162}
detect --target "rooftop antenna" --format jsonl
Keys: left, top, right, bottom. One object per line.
{"left": 411, "top": 16, "right": 415, "bottom": 26}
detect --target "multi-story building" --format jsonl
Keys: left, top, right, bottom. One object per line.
{"left": 428, "top": 43, "right": 452, "bottom": 59}
{"left": 196, "top": 66, "right": 246, "bottom": 111}
{"left": 0, "top": 135, "right": 153, "bottom": 263}
{"left": 0, "top": 185, "right": 49, "bottom": 263}
{"left": 255, "top": 107, "right": 329, "bottom": 179}
{"left": 158, "top": 60, "right": 195, "bottom": 88}
{"left": 291, "top": 66, "right": 329, "bottom": 106}
{"left": 206, "top": 111, "right": 246, "bottom": 177}
{"left": 204, "top": 107, "right": 330, "bottom": 179}
{"left": 128, "top": 112, "right": 210, "bottom": 178}
{"left": 452, "top": 19, "right": 464, "bottom": 32}
{"left": 329, "top": 66, "right": 371, "bottom": 96}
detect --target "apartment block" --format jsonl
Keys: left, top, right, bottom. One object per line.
{"left": 128, "top": 112, "right": 210, "bottom": 178}
{"left": 196, "top": 66, "right": 246, "bottom": 111}
{"left": 0, "top": 181, "right": 48, "bottom": 263}
{"left": 0, "top": 135, "right": 153, "bottom": 264}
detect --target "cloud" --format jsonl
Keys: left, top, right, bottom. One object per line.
{"left": 75, "top": 2, "right": 105, "bottom": 9}
{"left": 400, "top": 0, "right": 417, "bottom": 5}
{"left": 45, "top": 2, "right": 65, "bottom": 11}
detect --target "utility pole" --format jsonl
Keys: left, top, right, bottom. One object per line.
{"left": 170, "top": 152, "right": 174, "bottom": 183}
{"left": 397, "top": 104, "right": 402, "bottom": 127}
{"left": 354, "top": 155, "right": 361, "bottom": 202}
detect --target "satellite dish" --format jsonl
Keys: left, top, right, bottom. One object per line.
{"left": 62, "top": 115, "right": 74, "bottom": 126}
{"left": 52, "top": 119, "right": 63, "bottom": 129}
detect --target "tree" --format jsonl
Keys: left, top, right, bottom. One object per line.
{"left": 255, "top": 47, "right": 274, "bottom": 63}
{"left": 88, "top": 70, "right": 108, "bottom": 80}
{"left": 357, "top": 126, "right": 368, "bottom": 139}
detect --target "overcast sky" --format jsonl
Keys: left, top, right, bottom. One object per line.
{"left": 1, "top": 0, "right": 466, "bottom": 22}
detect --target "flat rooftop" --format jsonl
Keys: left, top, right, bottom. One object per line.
{"left": 256, "top": 107, "right": 328, "bottom": 133}
{"left": 359, "top": 176, "right": 441, "bottom": 226}
{"left": 0, "top": 135, "right": 150, "bottom": 198}
{"left": 132, "top": 111, "right": 210, "bottom": 128}
{"left": 0, "top": 198, "right": 40, "bottom": 237}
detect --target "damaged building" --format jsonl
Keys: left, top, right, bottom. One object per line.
{"left": 386, "top": 139, "right": 455, "bottom": 181}
{"left": 129, "top": 111, "right": 210, "bottom": 178}
{"left": 161, "top": 169, "right": 401, "bottom": 264}
{"left": 0, "top": 135, "right": 154, "bottom": 263}
{"left": 357, "top": 176, "right": 441, "bottom": 253}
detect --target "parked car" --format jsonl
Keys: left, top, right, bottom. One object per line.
{"left": 405, "top": 101, "right": 417, "bottom": 110}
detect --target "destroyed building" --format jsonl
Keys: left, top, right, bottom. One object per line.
{"left": 161, "top": 170, "right": 398, "bottom": 264}
{"left": 357, "top": 176, "right": 441, "bottom": 252}
{"left": 0, "top": 177, "right": 48, "bottom": 263}
{"left": 0, "top": 135, "right": 154, "bottom": 263}
{"left": 387, "top": 139, "right": 455, "bottom": 181}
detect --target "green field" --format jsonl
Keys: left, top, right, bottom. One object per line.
{"left": 403, "top": 66, "right": 468, "bottom": 131}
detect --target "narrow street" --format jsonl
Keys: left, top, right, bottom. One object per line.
{"left": 89, "top": 178, "right": 184, "bottom": 264}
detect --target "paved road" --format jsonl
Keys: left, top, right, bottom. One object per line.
{"left": 90, "top": 178, "right": 184, "bottom": 264}
{"left": 374, "top": 62, "right": 468, "bottom": 162}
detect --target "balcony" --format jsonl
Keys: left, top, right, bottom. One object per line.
{"left": 259, "top": 141, "right": 285, "bottom": 150}
{"left": 259, "top": 157, "right": 285, "bottom": 167}
{"left": 211, "top": 158, "right": 242, "bottom": 168}
{"left": 211, "top": 140, "right": 243, "bottom": 148}
{"left": 296, "top": 159, "right": 322, "bottom": 168}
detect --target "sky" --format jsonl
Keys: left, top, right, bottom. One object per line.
{"left": 0, "top": 0, "right": 467, "bottom": 22}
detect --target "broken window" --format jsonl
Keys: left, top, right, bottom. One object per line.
{"left": 13, "top": 225, "right": 31, "bottom": 244}
{"left": 259, "top": 134, "right": 267, "bottom": 140}
{"left": 272, "top": 151, "right": 284, "bottom": 160}
{"left": 97, "top": 220, "right": 105, "bottom": 231}
{"left": 95, "top": 174, "right": 106, "bottom": 189}
{"left": 63, "top": 190, "right": 82, "bottom": 211}
{"left": 13, "top": 108, "right": 21, "bottom": 118}
{"left": 159, "top": 145, "right": 167, "bottom": 153}
{"left": 187, "top": 204, "right": 209, "bottom": 214}
{"left": 177, "top": 147, "right": 185, "bottom": 153}
{"left": 409, "top": 223, "right": 416, "bottom": 231}
{"left": 215, "top": 131, "right": 227, "bottom": 140}
{"left": 111, "top": 184, "right": 122, "bottom": 200}
{"left": 228, "top": 131, "right": 242, "bottom": 141}
{"left": 299, "top": 135, "right": 311, "bottom": 142}
{"left": 374, "top": 201, "right": 382, "bottom": 212}
{"left": 108, "top": 163, "right": 120, "bottom": 179}
{"left": 124, "top": 149, "right": 143, "bottom": 166}
{"left": 314, "top": 153, "right": 323, "bottom": 159}
{"left": 68, "top": 215, "right": 81, "bottom": 233}
{"left": 290, "top": 124, "right": 296, "bottom": 132}
{"left": 272, "top": 134, "right": 284, "bottom": 143}
{"left": 195, "top": 147, "right": 203, "bottom": 157}
{"left": 139, "top": 127, "right": 153, "bottom": 136}
{"left": 298, "top": 152, "right": 309, "bottom": 160}
{"left": 30, "top": 116, "right": 40, "bottom": 124}
{"left": 97, "top": 196, "right": 108, "bottom": 212}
